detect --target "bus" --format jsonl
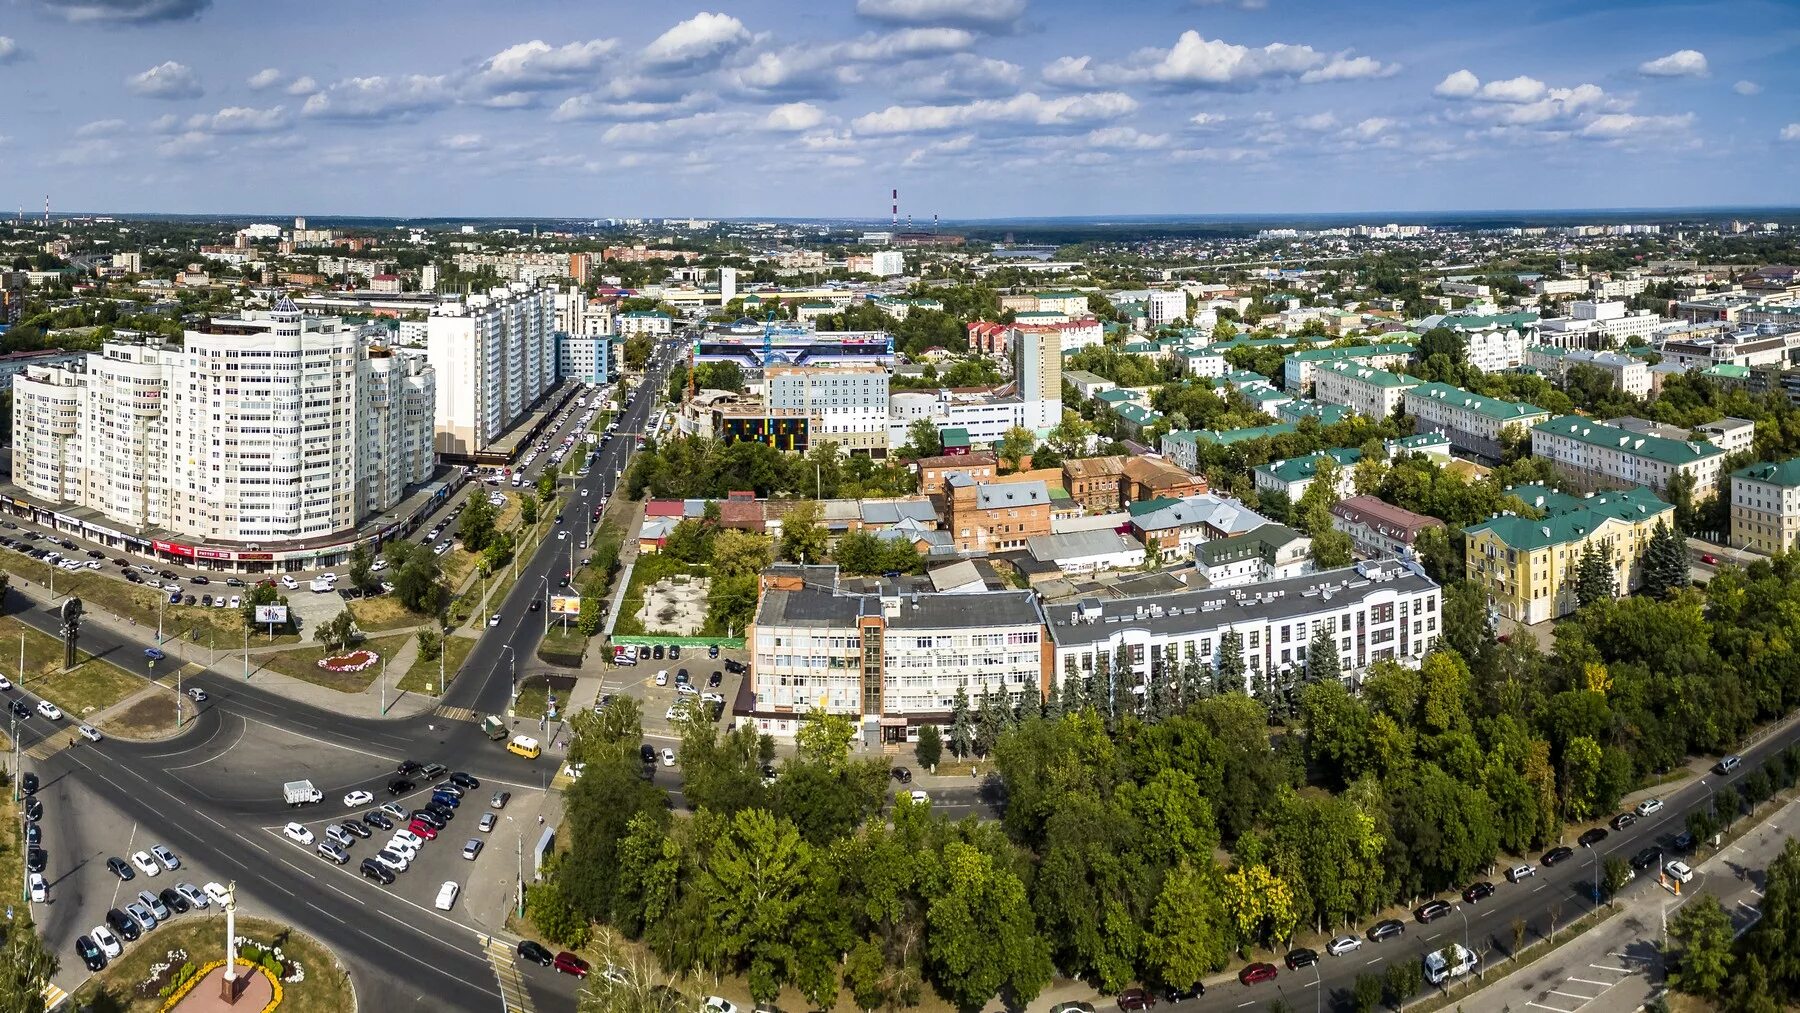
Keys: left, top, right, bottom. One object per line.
{"left": 506, "top": 735, "right": 541, "bottom": 759}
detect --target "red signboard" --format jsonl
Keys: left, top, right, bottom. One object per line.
{"left": 196, "top": 548, "right": 232, "bottom": 560}
{"left": 237, "top": 553, "right": 274, "bottom": 561}
{"left": 153, "top": 540, "right": 195, "bottom": 558}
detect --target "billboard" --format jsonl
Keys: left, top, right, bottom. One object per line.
{"left": 253, "top": 605, "right": 290, "bottom": 625}
{"left": 549, "top": 595, "right": 582, "bottom": 616}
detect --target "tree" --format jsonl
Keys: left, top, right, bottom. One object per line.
{"left": 1382, "top": 960, "right": 1422, "bottom": 1006}
{"left": 1575, "top": 542, "right": 1616, "bottom": 608}
{"left": 314, "top": 608, "right": 358, "bottom": 652}
{"left": 1305, "top": 626, "right": 1340, "bottom": 683}
{"left": 950, "top": 685, "right": 974, "bottom": 759}
{"left": 1218, "top": 630, "right": 1244, "bottom": 694}
{"left": 711, "top": 529, "right": 774, "bottom": 578}
{"left": 778, "top": 501, "right": 827, "bottom": 564}
{"left": 1221, "top": 864, "right": 1297, "bottom": 953}
{"left": 1744, "top": 838, "right": 1800, "bottom": 998}
{"left": 1351, "top": 971, "right": 1384, "bottom": 1013}
{"left": 1642, "top": 521, "right": 1689, "bottom": 597}
{"left": 922, "top": 842, "right": 1054, "bottom": 1011}
{"left": 0, "top": 913, "right": 58, "bottom": 1013}
{"left": 537, "top": 470, "right": 558, "bottom": 503}
{"left": 998, "top": 426, "right": 1036, "bottom": 472}
{"left": 1602, "top": 857, "right": 1630, "bottom": 905}
{"left": 520, "top": 496, "right": 538, "bottom": 526}
{"left": 1309, "top": 528, "right": 1354, "bottom": 570}
{"left": 1668, "top": 895, "right": 1734, "bottom": 997}
{"left": 699, "top": 809, "right": 812, "bottom": 1005}
{"left": 387, "top": 541, "right": 444, "bottom": 614}
{"left": 348, "top": 544, "right": 378, "bottom": 593}
{"left": 459, "top": 491, "right": 498, "bottom": 552}
{"left": 832, "top": 529, "right": 887, "bottom": 575}
{"left": 916, "top": 724, "right": 943, "bottom": 769}
{"left": 1144, "top": 861, "right": 1231, "bottom": 988}
{"left": 904, "top": 418, "right": 942, "bottom": 458}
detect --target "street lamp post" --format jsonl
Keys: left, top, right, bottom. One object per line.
{"left": 538, "top": 576, "right": 549, "bottom": 635}
{"left": 242, "top": 621, "right": 248, "bottom": 681}
{"left": 380, "top": 655, "right": 387, "bottom": 715}
{"left": 1455, "top": 904, "right": 1473, "bottom": 978}
{"left": 500, "top": 645, "right": 517, "bottom": 700}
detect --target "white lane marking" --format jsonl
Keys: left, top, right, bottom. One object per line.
{"left": 276, "top": 856, "right": 317, "bottom": 880}
{"left": 1526, "top": 1003, "right": 1576, "bottom": 1013}
{"left": 306, "top": 901, "right": 347, "bottom": 925}
{"left": 1568, "top": 976, "right": 1614, "bottom": 986}
{"left": 1738, "top": 900, "right": 1759, "bottom": 914}
{"left": 162, "top": 720, "right": 246, "bottom": 770}
{"left": 232, "top": 832, "right": 270, "bottom": 855}
{"left": 1549, "top": 989, "right": 1596, "bottom": 1000}
{"left": 353, "top": 928, "right": 501, "bottom": 1001}
{"left": 1594, "top": 963, "right": 1635, "bottom": 971}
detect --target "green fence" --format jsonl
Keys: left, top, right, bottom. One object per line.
{"left": 609, "top": 635, "right": 746, "bottom": 649}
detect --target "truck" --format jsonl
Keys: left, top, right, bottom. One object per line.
{"left": 480, "top": 715, "right": 507, "bottom": 741}
{"left": 283, "top": 779, "right": 323, "bottom": 806}
{"left": 1424, "top": 943, "right": 1477, "bottom": 985}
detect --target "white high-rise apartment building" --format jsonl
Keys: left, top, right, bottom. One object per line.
{"left": 10, "top": 299, "right": 435, "bottom": 545}
{"left": 426, "top": 282, "right": 556, "bottom": 456}
{"left": 1147, "top": 289, "right": 1187, "bottom": 326}
{"left": 1011, "top": 323, "right": 1063, "bottom": 433}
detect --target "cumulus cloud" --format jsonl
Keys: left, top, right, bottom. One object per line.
{"left": 1188, "top": 111, "right": 1228, "bottom": 128}
{"left": 439, "top": 133, "right": 485, "bottom": 151}
{"left": 854, "top": 0, "right": 1027, "bottom": 30}
{"left": 466, "top": 38, "right": 617, "bottom": 101}
{"left": 126, "top": 61, "right": 202, "bottom": 99}
{"left": 187, "top": 104, "right": 289, "bottom": 134}
{"left": 551, "top": 88, "right": 710, "bottom": 123}
{"left": 852, "top": 89, "right": 1137, "bottom": 134}
{"left": 901, "top": 53, "right": 1022, "bottom": 99}
{"left": 730, "top": 29, "right": 975, "bottom": 99}
{"left": 1733, "top": 80, "right": 1761, "bottom": 96}
{"left": 1782, "top": 124, "right": 1800, "bottom": 142}
{"left": 285, "top": 76, "right": 318, "bottom": 96}
{"left": 1083, "top": 125, "right": 1170, "bottom": 149}
{"left": 1581, "top": 112, "right": 1694, "bottom": 139}
{"left": 75, "top": 118, "right": 125, "bottom": 136}
{"left": 247, "top": 67, "right": 282, "bottom": 90}
{"left": 301, "top": 75, "right": 452, "bottom": 121}
{"left": 642, "top": 12, "right": 753, "bottom": 69}
{"left": 1433, "top": 69, "right": 1479, "bottom": 98}
{"left": 36, "top": 0, "right": 208, "bottom": 23}
{"left": 1638, "top": 49, "right": 1707, "bottom": 78}
{"left": 763, "top": 101, "right": 827, "bottom": 131}
{"left": 1475, "top": 75, "right": 1547, "bottom": 103}
{"left": 600, "top": 112, "right": 738, "bottom": 146}
{"left": 0, "top": 37, "right": 18, "bottom": 63}
{"left": 1293, "top": 111, "right": 1338, "bottom": 131}
{"left": 1049, "top": 32, "right": 1397, "bottom": 91}
{"left": 1347, "top": 116, "right": 1394, "bottom": 139}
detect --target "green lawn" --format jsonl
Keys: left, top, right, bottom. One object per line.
{"left": 537, "top": 626, "right": 587, "bottom": 665}
{"left": 347, "top": 594, "right": 432, "bottom": 632}
{"left": 0, "top": 616, "right": 144, "bottom": 718}
{"left": 398, "top": 632, "right": 474, "bottom": 695}
{"left": 0, "top": 556, "right": 298, "bottom": 645}
{"left": 71, "top": 914, "right": 354, "bottom": 1013}
{"left": 514, "top": 681, "right": 550, "bottom": 720}
{"left": 255, "top": 634, "right": 411, "bottom": 693}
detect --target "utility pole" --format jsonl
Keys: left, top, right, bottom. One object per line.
{"left": 242, "top": 623, "right": 248, "bottom": 681}
{"left": 380, "top": 655, "right": 387, "bottom": 715}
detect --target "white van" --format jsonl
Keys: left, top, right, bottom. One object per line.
{"left": 434, "top": 880, "right": 459, "bottom": 910}
{"left": 309, "top": 577, "right": 333, "bottom": 593}
{"left": 1424, "top": 943, "right": 1477, "bottom": 985}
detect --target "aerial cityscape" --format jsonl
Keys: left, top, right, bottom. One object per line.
{"left": 3, "top": 2, "right": 1800, "bottom": 1013}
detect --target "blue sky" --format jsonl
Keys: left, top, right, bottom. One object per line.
{"left": 0, "top": 0, "right": 1796, "bottom": 219}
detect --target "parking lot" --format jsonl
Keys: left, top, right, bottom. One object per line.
{"left": 610, "top": 643, "right": 749, "bottom": 749}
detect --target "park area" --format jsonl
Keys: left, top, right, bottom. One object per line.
{"left": 256, "top": 633, "right": 411, "bottom": 693}
{"left": 71, "top": 914, "right": 353, "bottom": 1013}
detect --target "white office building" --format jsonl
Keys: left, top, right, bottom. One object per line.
{"left": 10, "top": 299, "right": 435, "bottom": 546}
{"left": 1147, "top": 290, "right": 1188, "bottom": 326}
{"left": 426, "top": 283, "right": 557, "bottom": 456}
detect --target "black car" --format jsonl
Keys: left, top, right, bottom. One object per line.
{"left": 21, "top": 773, "right": 38, "bottom": 795}
{"left": 363, "top": 811, "right": 394, "bottom": 831}
{"left": 26, "top": 848, "right": 46, "bottom": 873}
{"left": 387, "top": 778, "right": 415, "bottom": 795}
{"left": 183, "top": 595, "right": 196, "bottom": 606}
{"left": 891, "top": 767, "right": 913, "bottom": 783}
{"left": 106, "top": 908, "right": 141, "bottom": 942}
{"left": 725, "top": 659, "right": 746, "bottom": 674}
{"left": 529, "top": 600, "right": 541, "bottom": 612}
{"left": 85, "top": 549, "right": 103, "bottom": 559}
{"left": 1159, "top": 983, "right": 1204, "bottom": 1003}
{"left": 1543, "top": 845, "right": 1576, "bottom": 866}
{"left": 1578, "top": 828, "right": 1609, "bottom": 848}
{"left": 125, "top": 571, "right": 143, "bottom": 583}
{"left": 451, "top": 771, "right": 482, "bottom": 789}
{"left": 1463, "top": 881, "right": 1495, "bottom": 903}
{"left": 1415, "top": 900, "right": 1452, "bottom": 923}
{"left": 414, "top": 808, "right": 448, "bottom": 829}
{"left": 669, "top": 646, "right": 681, "bottom": 660}
{"left": 708, "top": 670, "right": 722, "bottom": 688}
{"left": 189, "top": 575, "right": 209, "bottom": 585}
{"left": 421, "top": 762, "right": 448, "bottom": 779}
{"left": 397, "top": 760, "right": 424, "bottom": 776}
{"left": 708, "top": 645, "right": 720, "bottom": 659}
{"left": 1631, "top": 846, "right": 1664, "bottom": 871}
{"left": 107, "top": 856, "right": 135, "bottom": 881}
{"left": 10, "top": 701, "right": 29, "bottom": 719}
{"left": 518, "top": 940, "right": 555, "bottom": 966}
{"left": 1368, "top": 919, "right": 1405, "bottom": 942}
{"left": 1285, "top": 947, "right": 1319, "bottom": 969}
{"left": 25, "top": 823, "right": 39, "bottom": 847}
{"left": 225, "top": 577, "right": 245, "bottom": 587}
{"left": 339, "top": 820, "right": 371, "bottom": 839}
{"left": 158, "top": 569, "right": 177, "bottom": 580}
{"left": 640, "top": 744, "right": 656, "bottom": 764}
{"left": 160, "top": 887, "right": 190, "bottom": 914}
{"left": 652, "top": 645, "right": 665, "bottom": 660}
{"left": 1671, "top": 830, "right": 1696, "bottom": 852}
{"left": 76, "top": 934, "right": 106, "bottom": 971}
{"left": 1610, "top": 812, "right": 1637, "bottom": 831}
{"left": 360, "top": 858, "right": 395, "bottom": 885}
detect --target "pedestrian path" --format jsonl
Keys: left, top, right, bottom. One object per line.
{"left": 41, "top": 982, "right": 67, "bottom": 1010}
{"left": 25, "top": 729, "right": 78, "bottom": 761}
{"left": 435, "top": 704, "right": 479, "bottom": 723}
{"left": 479, "top": 933, "right": 535, "bottom": 1013}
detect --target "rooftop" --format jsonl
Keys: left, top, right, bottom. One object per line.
{"left": 1466, "top": 484, "right": 1673, "bottom": 550}
{"left": 1407, "top": 381, "right": 1548, "bottom": 423}
{"left": 1734, "top": 458, "right": 1800, "bottom": 488}
{"left": 1256, "top": 448, "right": 1361, "bottom": 485}
{"left": 1533, "top": 415, "right": 1726, "bottom": 466}
{"left": 756, "top": 585, "right": 1043, "bottom": 631}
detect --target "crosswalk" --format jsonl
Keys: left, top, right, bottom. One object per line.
{"left": 434, "top": 704, "right": 478, "bottom": 723}
{"left": 480, "top": 934, "right": 536, "bottom": 1013}
{"left": 41, "top": 983, "right": 68, "bottom": 1010}
{"left": 25, "top": 730, "right": 78, "bottom": 761}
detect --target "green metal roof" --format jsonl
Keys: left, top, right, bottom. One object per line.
{"left": 941, "top": 428, "right": 971, "bottom": 448}
{"left": 1095, "top": 388, "right": 1141, "bottom": 404}
{"left": 1407, "top": 381, "right": 1548, "bottom": 423}
{"left": 1196, "top": 523, "right": 1304, "bottom": 566}
{"left": 1466, "top": 484, "right": 1672, "bottom": 550}
{"left": 1112, "top": 402, "right": 1162, "bottom": 425}
{"left": 1279, "top": 400, "right": 1354, "bottom": 426}
{"left": 1438, "top": 312, "right": 1539, "bottom": 330}
{"left": 1317, "top": 362, "right": 1418, "bottom": 388}
{"left": 1255, "top": 448, "right": 1362, "bottom": 484}
{"left": 1532, "top": 415, "right": 1726, "bottom": 466}
{"left": 1734, "top": 458, "right": 1800, "bottom": 488}
{"left": 1168, "top": 422, "right": 1299, "bottom": 446}
{"left": 1285, "top": 342, "right": 1414, "bottom": 364}
{"left": 1703, "top": 363, "right": 1751, "bottom": 379}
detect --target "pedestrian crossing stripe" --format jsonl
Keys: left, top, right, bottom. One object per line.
{"left": 42, "top": 983, "right": 68, "bottom": 1010}
{"left": 25, "top": 732, "right": 76, "bottom": 761}
{"left": 434, "top": 705, "right": 478, "bottom": 722}
{"left": 481, "top": 935, "right": 536, "bottom": 1013}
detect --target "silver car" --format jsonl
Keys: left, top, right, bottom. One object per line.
{"left": 125, "top": 900, "right": 158, "bottom": 930}
{"left": 138, "top": 890, "right": 171, "bottom": 921}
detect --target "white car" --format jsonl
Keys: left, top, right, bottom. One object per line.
{"left": 704, "top": 998, "right": 740, "bottom": 1013}
{"left": 660, "top": 748, "right": 676, "bottom": 767}
{"left": 91, "top": 924, "right": 123, "bottom": 959}
{"left": 176, "top": 882, "right": 209, "bottom": 909}
{"left": 435, "top": 880, "right": 460, "bottom": 911}
{"left": 1665, "top": 860, "right": 1694, "bottom": 884}
{"left": 488, "top": 614, "right": 502, "bottom": 627}
{"left": 280, "top": 576, "right": 298, "bottom": 589}
{"left": 203, "top": 882, "right": 232, "bottom": 906}
{"left": 556, "top": 530, "right": 568, "bottom": 540}
{"left": 1636, "top": 798, "right": 1665, "bottom": 817}
{"left": 344, "top": 790, "right": 374, "bottom": 808}
{"left": 35, "top": 700, "right": 62, "bottom": 720}
{"left": 908, "top": 789, "right": 930, "bottom": 805}
{"left": 130, "top": 850, "right": 161, "bottom": 877}
{"left": 1326, "top": 934, "right": 1364, "bottom": 956}
{"left": 78, "top": 724, "right": 103, "bottom": 741}
{"left": 283, "top": 823, "right": 314, "bottom": 846}
{"left": 391, "top": 828, "right": 424, "bottom": 850}
{"left": 654, "top": 670, "right": 669, "bottom": 686}
{"left": 318, "top": 573, "right": 338, "bottom": 583}
{"left": 228, "top": 596, "right": 241, "bottom": 609}
{"left": 374, "top": 849, "right": 410, "bottom": 872}
{"left": 29, "top": 873, "right": 46, "bottom": 903}
{"left": 371, "top": 559, "right": 389, "bottom": 572}
{"left": 675, "top": 684, "right": 698, "bottom": 697}
{"left": 0, "top": 675, "right": 10, "bottom": 691}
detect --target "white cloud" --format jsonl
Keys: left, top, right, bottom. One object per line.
{"left": 731, "top": 29, "right": 976, "bottom": 98}
{"left": 285, "top": 76, "right": 318, "bottom": 96}
{"left": 75, "top": 118, "right": 125, "bottom": 136}
{"left": 439, "top": 133, "right": 485, "bottom": 151}
{"left": 1638, "top": 49, "right": 1707, "bottom": 78}
{"left": 1581, "top": 112, "right": 1694, "bottom": 139}
{"left": 550, "top": 88, "right": 709, "bottom": 123}
{"left": 1348, "top": 116, "right": 1394, "bottom": 139}
{"left": 1782, "top": 124, "right": 1800, "bottom": 142}
{"left": 852, "top": 89, "right": 1137, "bottom": 134}
{"left": 147, "top": 113, "right": 179, "bottom": 133}
{"left": 1194, "top": 0, "right": 1270, "bottom": 8}
{"left": 466, "top": 38, "right": 617, "bottom": 98}
{"left": 300, "top": 75, "right": 452, "bottom": 121}
{"left": 247, "top": 67, "right": 282, "bottom": 90}
{"left": 0, "top": 37, "right": 19, "bottom": 64}
{"left": 842, "top": 27, "right": 974, "bottom": 61}
{"left": 1055, "top": 32, "right": 1396, "bottom": 91}
{"left": 1476, "top": 75, "right": 1547, "bottom": 103}
{"left": 854, "top": 0, "right": 1027, "bottom": 30}
{"left": 902, "top": 53, "right": 1022, "bottom": 99}
{"left": 126, "top": 61, "right": 203, "bottom": 100}
{"left": 1188, "top": 111, "right": 1228, "bottom": 128}
{"left": 1300, "top": 54, "right": 1399, "bottom": 84}
{"left": 1733, "top": 80, "right": 1761, "bottom": 96}
{"left": 1293, "top": 111, "right": 1338, "bottom": 131}
{"left": 822, "top": 154, "right": 865, "bottom": 168}
{"left": 763, "top": 102, "right": 827, "bottom": 131}
{"left": 1433, "top": 69, "right": 1479, "bottom": 98}
{"left": 36, "top": 0, "right": 208, "bottom": 23}
{"left": 1083, "top": 125, "right": 1170, "bottom": 149}
{"left": 188, "top": 104, "right": 289, "bottom": 134}
{"left": 600, "top": 112, "right": 738, "bottom": 146}
{"left": 642, "top": 12, "right": 752, "bottom": 69}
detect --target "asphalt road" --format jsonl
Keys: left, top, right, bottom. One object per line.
{"left": 9, "top": 341, "right": 683, "bottom": 1012}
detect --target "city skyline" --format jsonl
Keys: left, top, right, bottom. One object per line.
{"left": 0, "top": 0, "right": 1796, "bottom": 218}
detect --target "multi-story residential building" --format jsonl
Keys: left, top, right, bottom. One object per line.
{"left": 1420, "top": 312, "right": 1536, "bottom": 370}
{"left": 846, "top": 251, "right": 905, "bottom": 277}
{"left": 426, "top": 283, "right": 557, "bottom": 457}
{"left": 617, "top": 310, "right": 673, "bottom": 336}
{"left": 1525, "top": 346, "right": 1650, "bottom": 399}
{"left": 1404, "top": 382, "right": 1550, "bottom": 460}
{"left": 1538, "top": 301, "right": 1661, "bottom": 349}
{"left": 1045, "top": 558, "right": 1441, "bottom": 694}
{"left": 10, "top": 300, "right": 434, "bottom": 559}
{"left": 1281, "top": 342, "right": 1414, "bottom": 394}
{"left": 1696, "top": 418, "right": 1756, "bottom": 455}
{"left": 1329, "top": 495, "right": 1446, "bottom": 559}
{"left": 1312, "top": 362, "right": 1418, "bottom": 420}
{"left": 1035, "top": 290, "right": 1090, "bottom": 317}
{"left": 1147, "top": 289, "right": 1187, "bottom": 326}
{"left": 1731, "top": 458, "right": 1800, "bottom": 555}
{"left": 1531, "top": 415, "right": 1726, "bottom": 499}
{"left": 556, "top": 333, "right": 612, "bottom": 385}
{"left": 1535, "top": 278, "right": 1589, "bottom": 297}
{"left": 918, "top": 452, "right": 997, "bottom": 495}
{"left": 1128, "top": 493, "right": 1268, "bottom": 561}
{"left": 764, "top": 364, "right": 890, "bottom": 456}
{"left": 1464, "top": 484, "right": 1673, "bottom": 624}
{"left": 743, "top": 565, "right": 1050, "bottom": 740}
{"left": 1193, "top": 523, "right": 1312, "bottom": 588}
{"left": 1010, "top": 322, "right": 1062, "bottom": 434}
{"left": 1062, "top": 456, "right": 1127, "bottom": 514}
{"left": 1253, "top": 448, "right": 1360, "bottom": 502}
{"left": 1123, "top": 456, "right": 1208, "bottom": 503}
{"left": 943, "top": 476, "right": 1052, "bottom": 551}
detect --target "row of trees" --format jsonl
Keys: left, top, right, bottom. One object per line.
{"left": 627, "top": 436, "right": 918, "bottom": 502}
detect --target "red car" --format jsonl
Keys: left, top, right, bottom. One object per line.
{"left": 1239, "top": 963, "right": 1277, "bottom": 986}
{"left": 553, "top": 951, "right": 589, "bottom": 977}
{"left": 407, "top": 819, "right": 438, "bottom": 841}
{"left": 1116, "top": 988, "right": 1156, "bottom": 1010}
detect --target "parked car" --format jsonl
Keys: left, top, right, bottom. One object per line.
{"left": 1631, "top": 846, "right": 1664, "bottom": 871}
{"left": 1636, "top": 798, "right": 1665, "bottom": 817}
{"left": 1238, "top": 963, "right": 1278, "bottom": 985}
{"left": 1665, "top": 860, "right": 1695, "bottom": 884}
{"left": 1415, "top": 900, "right": 1452, "bottom": 923}
{"left": 1610, "top": 812, "right": 1637, "bottom": 831}
{"left": 1463, "top": 881, "right": 1495, "bottom": 903}
{"left": 1578, "top": 827, "right": 1610, "bottom": 848}
{"left": 517, "top": 941, "right": 554, "bottom": 966}
{"left": 1506, "top": 863, "right": 1537, "bottom": 882}
{"left": 554, "top": 952, "right": 590, "bottom": 977}
{"left": 1116, "top": 987, "right": 1156, "bottom": 1010}
{"left": 1715, "top": 755, "right": 1742, "bottom": 775}
{"left": 1284, "top": 947, "right": 1318, "bottom": 970}
{"left": 1325, "top": 934, "right": 1363, "bottom": 957}
{"left": 1542, "top": 846, "right": 1575, "bottom": 866}
{"left": 1368, "top": 919, "right": 1405, "bottom": 942}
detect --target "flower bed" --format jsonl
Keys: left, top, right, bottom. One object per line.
{"left": 316, "top": 649, "right": 378, "bottom": 673}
